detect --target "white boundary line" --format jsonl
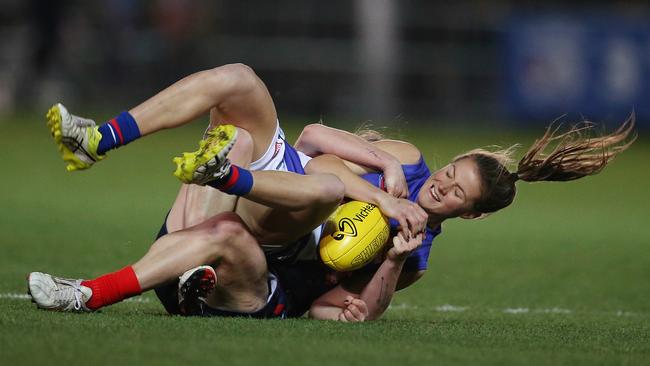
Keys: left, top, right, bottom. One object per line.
{"left": 388, "top": 303, "right": 646, "bottom": 317}
{"left": 0, "top": 292, "right": 151, "bottom": 303}
{"left": 1, "top": 293, "right": 644, "bottom": 316}
{"left": 0, "top": 293, "right": 31, "bottom": 300}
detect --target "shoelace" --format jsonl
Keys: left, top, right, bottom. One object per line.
{"left": 54, "top": 279, "right": 85, "bottom": 311}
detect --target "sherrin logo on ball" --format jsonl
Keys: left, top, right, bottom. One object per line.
{"left": 319, "top": 201, "right": 390, "bottom": 271}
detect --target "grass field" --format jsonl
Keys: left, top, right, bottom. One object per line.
{"left": 0, "top": 113, "right": 648, "bottom": 365}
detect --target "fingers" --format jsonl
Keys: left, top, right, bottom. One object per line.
{"left": 379, "top": 196, "right": 427, "bottom": 238}
{"left": 400, "top": 200, "right": 427, "bottom": 236}
{"left": 341, "top": 296, "right": 368, "bottom": 322}
{"left": 391, "top": 231, "right": 424, "bottom": 257}
{"left": 351, "top": 298, "right": 369, "bottom": 318}
{"left": 397, "top": 217, "right": 412, "bottom": 239}
{"left": 346, "top": 304, "right": 365, "bottom": 320}
{"left": 338, "top": 312, "right": 349, "bottom": 322}
{"left": 393, "top": 231, "right": 406, "bottom": 246}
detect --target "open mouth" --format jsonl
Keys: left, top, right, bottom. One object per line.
{"left": 430, "top": 183, "right": 441, "bottom": 202}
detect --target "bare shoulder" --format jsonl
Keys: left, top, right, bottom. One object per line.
{"left": 372, "top": 140, "right": 422, "bottom": 165}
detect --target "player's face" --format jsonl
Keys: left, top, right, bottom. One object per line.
{"left": 417, "top": 157, "right": 483, "bottom": 221}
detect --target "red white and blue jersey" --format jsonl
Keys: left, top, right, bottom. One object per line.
{"left": 361, "top": 157, "right": 442, "bottom": 271}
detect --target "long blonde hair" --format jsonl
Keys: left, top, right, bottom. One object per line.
{"left": 455, "top": 115, "right": 637, "bottom": 214}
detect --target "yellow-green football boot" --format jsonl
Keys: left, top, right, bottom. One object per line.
{"left": 46, "top": 103, "right": 105, "bottom": 171}
{"left": 173, "top": 124, "right": 238, "bottom": 185}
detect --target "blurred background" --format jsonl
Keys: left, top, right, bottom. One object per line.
{"left": 1, "top": 4, "right": 649, "bottom": 362}
{"left": 1, "top": 0, "right": 649, "bottom": 129}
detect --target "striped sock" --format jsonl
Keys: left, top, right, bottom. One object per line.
{"left": 97, "top": 111, "right": 141, "bottom": 154}
{"left": 206, "top": 165, "right": 254, "bottom": 196}
{"left": 81, "top": 266, "right": 142, "bottom": 310}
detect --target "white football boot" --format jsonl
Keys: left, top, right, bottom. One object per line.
{"left": 28, "top": 272, "right": 93, "bottom": 312}
{"left": 46, "top": 103, "right": 105, "bottom": 171}
{"left": 177, "top": 265, "right": 217, "bottom": 315}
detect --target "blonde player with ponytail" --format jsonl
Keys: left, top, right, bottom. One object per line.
{"left": 305, "top": 117, "right": 636, "bottom": 320}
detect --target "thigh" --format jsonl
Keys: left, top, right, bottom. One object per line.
{"left": 166, "top": 127, "right": 255, "bottom": 233}
{"left": 200, "top": 214, "right": 270, "bottom": 313}
{"left": 166, "top": 184, "right": 236, "bottom": 233}
{"left": 208, "top": 67, "right": 279, "bottom": 162}
{"left": 152, "top": 212, "right": 270, "bottom": 314}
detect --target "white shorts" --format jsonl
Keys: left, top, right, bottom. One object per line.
{"left": 249, "top": 121, "right": 312, "bottom": 173}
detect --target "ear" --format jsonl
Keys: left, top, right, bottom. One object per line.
{"left": 459, "top": 211, "right": 486, "bottom": 220}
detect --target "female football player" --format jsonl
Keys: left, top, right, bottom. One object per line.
{"left": 29, "top": 63, "right": 636, "bottom": 321}
{"left": 31, "top": 63, "right": 427, "bottom": 320}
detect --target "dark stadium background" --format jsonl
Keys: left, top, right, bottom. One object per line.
{"left": 1, "top": 0, "right": 648, "bottom": 129}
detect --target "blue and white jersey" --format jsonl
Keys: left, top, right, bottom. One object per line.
{"left": 360, "top": 157, "right": 442, "bottom": 271}
{"left": 264, "top": 144, "right": 441, "bottom": 317}
{"left": 271, "top": 153, "right": 442, "bottom": 272}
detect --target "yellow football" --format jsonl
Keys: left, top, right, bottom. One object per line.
{"left": 319, "top": 201, "right": 390, "bottom": 272}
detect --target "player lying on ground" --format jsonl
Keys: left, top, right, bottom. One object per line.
{"left": 31, "top": 64, "right": 427, "bottom": 320}
{"left": 29, "top": 64, "right": 636, "bottom": 321}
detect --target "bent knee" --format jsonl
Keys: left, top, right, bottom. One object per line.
{"left": 203, "top": 218, "right": 267, "bottom": 279}
{"left": 207, "top": 63, "right": 258, "bottom": 94}
{"left": 201, "top": 213, "right": 249, "bottom": 240}
{"left": 218, "top": 63, "right": 256, "bottom": 78}
{"left": 188, "top": 215, "right": 257, "bottom": 263}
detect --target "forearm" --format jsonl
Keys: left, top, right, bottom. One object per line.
{"left": 295, "top": 124, "right": 399, "bottom": 172}
{"left": 358, "top": 257, "right": 407, "bottom": 320}
{"left": 304, "top": 154, "right": 389, "bottom": 205}
{"left": 309, "top": 303, "right": 346, "bottom": 320}
{"left": 309, "top": 257, "right": 408, "bottom": 321}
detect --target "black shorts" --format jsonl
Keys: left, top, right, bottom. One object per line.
{"left": 153, "top": 217, "right": 335, "bottom": 319}
{"left": 154, "top": 271, "right": 290, "bottom": 318}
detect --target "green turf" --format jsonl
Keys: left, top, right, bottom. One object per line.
{"left": 0, "top": 114, "right": 648, "bottom": 365}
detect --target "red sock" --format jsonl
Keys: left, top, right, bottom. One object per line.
{"left": 81, "top": 266, "right": 142, "bottom": 310}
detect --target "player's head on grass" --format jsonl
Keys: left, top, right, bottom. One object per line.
{"left": 418, "top": 116, "right": 637, "bottom": 224}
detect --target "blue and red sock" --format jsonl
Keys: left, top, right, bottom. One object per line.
{"left": 97, "top": 111, "right": 141, "bottom": 155}
{"left": 206, "top": 165, "right": 254, "bottom": 196}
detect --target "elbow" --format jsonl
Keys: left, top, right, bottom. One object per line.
{"left": 302, "top": 123, "right": 328, "bottom": 138}
{"left": 296, "top": 123, "right": 325, "bottom": 155}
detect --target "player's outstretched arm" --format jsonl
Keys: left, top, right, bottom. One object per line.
{"left": 295, "top": 124, "right": 409, "bottom": 198}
